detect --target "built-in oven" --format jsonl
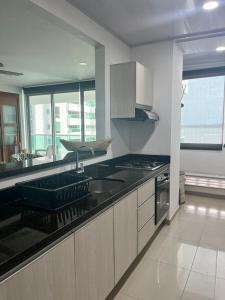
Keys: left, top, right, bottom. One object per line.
{"left": 155, "top": 169, "right": 170, "bottom": 225}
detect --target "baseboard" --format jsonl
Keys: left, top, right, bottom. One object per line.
{"left": 167, "top": 205, "right": 181, "bottom": 225}
{"left": 186, "top": 185, "right": 225, "bottom": 197}
{"left": 186, "top": 190, "right": 225, "bottom": 200}
{"left": 186, "top": 173, "right": 225, "bottom": 180}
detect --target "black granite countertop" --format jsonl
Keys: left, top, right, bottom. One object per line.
{"left": 0, "top": 150, "right": 107, "bottom": 180}
{"left": 0, "top": 154, "right": 170, "bottom": 281}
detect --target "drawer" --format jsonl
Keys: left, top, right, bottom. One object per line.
{"left": 138, "top": 178, "right": 155, "bottom": 206}
{"left": 138, "top": 217, "right": 155, "bottom": 254}
{"left": 138, "top": 195, "right": 155, "bottom": 231}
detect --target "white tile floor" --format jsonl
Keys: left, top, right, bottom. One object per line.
{"left": 115, "top": 194, "right": 225, "bottom": 300}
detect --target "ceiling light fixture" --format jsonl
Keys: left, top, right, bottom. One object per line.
{"left": 79, "top": 62, "right": 87, "bottom": 66}
{"left": 216, "top": 46, "right": 225, "bottom": 52}
{"left": 203, "top": 1, "right": 219, "bottom": 10}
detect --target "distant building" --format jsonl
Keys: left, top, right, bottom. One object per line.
{"left": 30, "top": 91, "right": 96, "bottom": 155}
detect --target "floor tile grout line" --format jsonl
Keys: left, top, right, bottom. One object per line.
{"left": 182, "top": 270, "right": 216, "bottom": 300}
{"left": 180, "top": 236, "right": 200, "bottom": 299}
{"left": 180, "top": 268, "right": 192, "bottom": 299}
{"left": 118, "top": 196, "right": 225, "bottom": 300}
{"left": 213, "top": 250, "right": 219, "bottom": 299}
{"left": 160, "top": 228, "right": 203, "bottom": 247}
{"left": 147, "top": 232, "right": 199, "bottom": 271}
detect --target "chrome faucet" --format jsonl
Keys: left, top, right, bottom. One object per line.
{"left": 75, "top": 146, "right": 95, "bottom": 172}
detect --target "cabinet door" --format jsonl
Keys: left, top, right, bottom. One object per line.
{"left": 136, "top": 62, "right": 153, "bottom": 107}
{"left": 138, "top": 194, "right": 155, "bottom": 231}
{"left": 138, "top": 217, "right": 155, "bottom": 254}
{"left": 0, "top": 235, "right": 76, "bottom": 300}
{"left": 75, "top": 208, "right": 114, "bottom": 300}
{"left": 138, "top": 178, "right": 155, "bottom": 207}
{"left": 110, "top": 62, "right": 136, "bottom": 119}
{"left": 114, "top": 191, "right": 138, "bottom": 283}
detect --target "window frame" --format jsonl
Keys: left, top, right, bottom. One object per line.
{"left": 24, "top": 80, "right": 95, "bottom": 155}
{"left": 181, "top": 67, "right": 225, "bottom": 151}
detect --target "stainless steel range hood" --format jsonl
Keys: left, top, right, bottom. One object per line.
{"left": 123, "top": 104, "right": 159, "bottom": 122}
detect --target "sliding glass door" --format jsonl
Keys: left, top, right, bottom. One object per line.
{"left": 29, "top": 95, "right": 53, "bottom": 156}
{"left": 26, "top": 80, "right": 96, "bottom": 158}
{"left": 84, "top": 90, "right": 96, "bottom": 142}
{"left": 54, "top": 92, "right": 81, "bottom": 156}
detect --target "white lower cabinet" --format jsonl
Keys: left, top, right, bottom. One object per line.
{"left": 137, "top": 178, "right": 155, "bottom": 206}
{"left": 0, "top": 235, "right": 76, "bottom": 300}
{"left": 74, "top": 208, "right": 114, "bottom": 300}
{"left": 138, "top": 195, "right": 155, "bottom": 231}
{"left": 137, "top": 179, "right": 156, "bottom": 253}
{"left": 114, "top": 191, "right": 138, "bottom": 283}
{"left": 138, "top": 217, "right": 155, "bottom": 254}
{"left": 0, "top": 179, "right": 158, "bottom": 300}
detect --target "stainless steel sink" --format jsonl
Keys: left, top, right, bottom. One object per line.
{"left": 89, "top": 179, "right": 125, "bottom": 194}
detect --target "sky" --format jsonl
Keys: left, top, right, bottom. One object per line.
{"left": 181, "top": 76, "right": 225, "bottom": 127}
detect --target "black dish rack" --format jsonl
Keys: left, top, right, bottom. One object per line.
{"left": 16, "top": 172, "right": 92, "bottom": 211}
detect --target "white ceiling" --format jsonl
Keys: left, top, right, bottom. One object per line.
{"left": 180, "top": 36, "right": 225, "bottom": 70}
{"left": 68, "top": 0, "right": 225, "bottom": 68}
{"left": 0, "top": 0, "right": 95, "bottom": 88}
{"left": 67, "top": 0, "right": 225, "bottom": 46}
{"left": 1, "top": 0, "right": 224, "bottom": 87}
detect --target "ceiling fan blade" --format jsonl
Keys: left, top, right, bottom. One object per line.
{"left": 0, "top": 70, "right": 23, "bottom": 76}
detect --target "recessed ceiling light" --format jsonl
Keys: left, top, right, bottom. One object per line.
{"left": 79, "top": 62, "right": 87, "bottom": 66}
{"left": 216, "top": 46, "right": 225, "bottom": 52}
{"left": 203, "top": 1, "right": 219, "bottom": 10}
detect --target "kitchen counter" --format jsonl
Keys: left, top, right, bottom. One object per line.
{"left": 0, "top": 154, "right": 169, "bottom": 281}
{"left": 0, "top": 150, "right": 106, "bottom": 180}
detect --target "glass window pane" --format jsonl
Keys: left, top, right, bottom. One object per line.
{"left": 29, "top": 95, "right": 52, "bottom": 155}
{"left": 84, "top": 90, "right": 96, "bottom": 142}
{"left": 54, "top": 92, "right": 81, "bottom": 156}
{"left": 3, "top": 105, "right": 16, "bottom": 124}
{"left": 4, "top": 126, "right": 16, "bottom": 145}
{"left": 181, "top": 76, "right": 225, "bottom": 144}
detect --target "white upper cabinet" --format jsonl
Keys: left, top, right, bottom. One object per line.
{"left": 110, "top": 61, "right": 153, "bottom": 118}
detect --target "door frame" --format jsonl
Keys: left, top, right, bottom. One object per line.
{"left": 0, "top": 91, "right": 20, "bottom": 162}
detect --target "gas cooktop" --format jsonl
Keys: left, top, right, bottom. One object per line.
{"left": 115, "top": 159, "right": 164, "bottom": 171}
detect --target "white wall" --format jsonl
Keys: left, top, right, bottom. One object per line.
{"left": 170, "top": 44, "right": 183, "bottom": 217}
{"left": 130, "top": 42, "right": 173, "bottom": 155}
{"left": 130, "top": 41, "right": 183, "bottom": 219}
{"left": 180, "top": 150, "right": 225, "bottom": 177}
